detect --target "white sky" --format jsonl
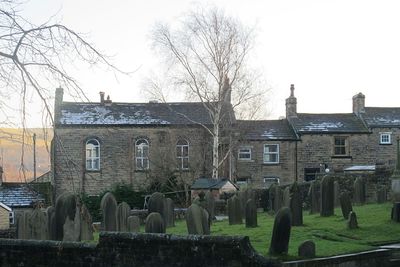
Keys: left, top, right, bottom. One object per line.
{"left": 20, "top": 0, "right": 400, "bottom": 124}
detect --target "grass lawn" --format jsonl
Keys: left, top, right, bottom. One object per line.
{"left": 165, "top": 202, "right": 400, "bottom": 258}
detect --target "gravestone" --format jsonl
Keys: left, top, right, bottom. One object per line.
{"left": 227, "top": 195, "right": 242, "bottom": 225}
{"left": 347, "top": 211, "right": 358, "bottom": 229}
{"left": 377, "top": 187, "right": 387, "bottom": 204}
{"left": 46, "top": 206, "right": 56, "bottom": 240}
{"left": 289, "top": 182, "right": 303, "bottom": 226}
{"left": 308, "top": 180, "right": 321, "bottom": 214}
{"left": 16, "top": 211, "right": 30, "bottom": 239}
{"left": 392, "top": 202, "right": 400, "bottom": 222}
{"left": 334, "top": 181, "right": 340, "bottom": 207}
{"left": 269, "top": 184, "right": 283, "bottom": 213}
{"left": 127, "top": 216, "right": 140, "bottom": 232}
{"left": 339, "top": 191, "right": 353, "bottom": 220}
{"left": 148, "top": 192, "right": 165, "bottom": 221}
{"left": 320, "top": 176, "right": 334, "bottom": 217}
{"left": 186, "top": 203, "right": 209, "bottom": 235}
{"left": 298, "top": 240, "right": 316, "bottom": 258}
{"left": 283, "top": 187, "right": 290, "bottom": 208}
{"left": 239, "top": 188, "right": 255, "bottom": 216}
{"left": 145, "top": 212, "right": 165, "bottom": 233}
{"left": 55, "top": 192, "right": 77, "bottom": 240}
{"left": 164, "top": 198, "right": 175, "bottom": 228}
{"left": 116, "top": 202, "right": 131, "bottom": 232}
{"left": 29, "top": 208, "right": 47, "bottom": 240}
{"left": 245, "top": 199, "right": 257, "bottom": 228}
{"left": 205, "top": 191, "right": 215, "bottom": 224}
{"left": 63, "top": 205, "right": 81, "bottom": 241}
{"left": 353, "top": 177, "right": 366, "bottom": 204}
{"left": 100, "top": 192, "right": 117, "bottom": 231}
{"left": 80, "top": 204, "right": 94, "bottom": 241}
{"left": 269, "top": 207, "right": 291, "bottom": 255}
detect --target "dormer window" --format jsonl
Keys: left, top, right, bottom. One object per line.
{"left": 380, "top": 133, "right": 392, "bottom": 145}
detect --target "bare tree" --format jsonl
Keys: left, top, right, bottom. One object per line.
{"left": 151, "top": 7, "right": 264, "bottom": 179}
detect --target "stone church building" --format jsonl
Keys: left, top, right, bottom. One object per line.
{"left": 52, "top": 86, "right": 400, "bottom": 197}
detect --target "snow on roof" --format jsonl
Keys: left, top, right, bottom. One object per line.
{"left": 344, "top": 165, "right": 375, "bottom": 172}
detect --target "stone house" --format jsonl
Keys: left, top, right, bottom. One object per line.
{"left": 0, "top": 202, "right": 12, "bottom": 230}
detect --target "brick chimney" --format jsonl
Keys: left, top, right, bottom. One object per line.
{"left": 99, "top": 92, "right": 105, "bottom": 104}
{"left": 352, "top": 92, "right": 365, "bottom": 116}
{"left": 286, "top": 84, "right": 297, "bottom": 118}
{"left": 54, "top": 87, "right": 64, "bottom": 124}
{"left": 222, "top": 74, "right": 231, "bottom": 104}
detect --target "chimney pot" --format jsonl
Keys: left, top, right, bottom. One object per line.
{"left": 99, "top": 92, "right": 105, "bottom": 104}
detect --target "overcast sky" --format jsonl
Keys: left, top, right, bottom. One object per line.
{"left": 20, "top": 0, "right": 400, "bottom": 124}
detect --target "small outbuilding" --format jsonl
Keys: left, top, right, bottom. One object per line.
{"left": 190, "top": 178, "right": 238, "bottom": 200}
{"left": 0, "top": 202, "right": 12, "bottom": 230}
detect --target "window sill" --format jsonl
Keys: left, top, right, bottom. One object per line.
{"left": 85, "top": 169, "right": 101, "bottom": 173}
{"left": 331, "top": 155, "right": 352, "bottom": 159}
{"left": 135, "top": 169, "right": 149, "bottom": 173}
{"left": 262, "top": 162, "right": 280, "bottom": 165}
{"left": 238, "top": 159, "right": 254, "bottom": 162}
{"left": 379, "top": 143, "right": 392, "bottom": 145}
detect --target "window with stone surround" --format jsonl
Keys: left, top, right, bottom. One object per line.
{"left": 380, "top": 132, "right": 392, "bottom": 145}
{"left": 176, "top": 139, "right": 189, "bottom": 170}
{"left": 238, "top": 147, "right": 252, "bottom": 161}
{"left": 136, "top": 138, "right": 149, "bottom": 170}
{"left": 86, "top": 139, "right": 100, "bottom": 170}
{"left": 333, "top": 136, "right": 348, "bottom": 156}
{"left": 263, "top": 177, "right": 280, "bottom": 188}
{"left": 263, "top": 144, "right": 279, "bottom": 164}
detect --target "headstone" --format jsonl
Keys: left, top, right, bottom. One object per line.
{"left": 100, "top": 192, "right": 117, "bottom": 231}
{"left": 353, "top": 177, "right": 366, "bottom": 205}
{"left": 164, "top": 198, "right": 175, "bottom": 228}
{"left": 298, "top": 240, "right": 316, "bottom": 258}
{"left": 80, "top": 204, "right": 94, "bottom": 241}
{"left": 186, "top": 203, "right": 209, "bottom": 235}
{"left": 308, "top": 180, "right": 321, "bottom": 214}
{"left": 205, "top": 191, "right": 215, "bottom": 224}
{"left": 339, "top": 191, "right": 353, "bottom": 220}
{"left": 283, "top": 187, "right": 290, "bottom": 208}
{"left": 245, "top": 199, "right": 257, "bottom": 228}
{"left": 289, "top": 182, "right": 303, "bottom": 226}
{"left": 116, "top": 202, "right": 131, "bottom": 232}
{"left": 29, "top": 208, "right": 47, "bottom": 240}
{"left": 377, "top": 187, "right": 387, "bottom": 204}
{"left": 148, "top": 192, "right": 165, "bottom": 221}
{"left": 320, "top": 176, "right": 334, "bottom": 217}
{"left": 16, "top": 211, "right": 30, "bottom": 239}
{"left": 46, "top": 206, "right": 56, "bottom": 240}
{"left": 55, "top": 192, "right": 77, "bottom": 240}
{"left": 239, "top": 188, "right": 255, "bottom": 216}
{"left": 334, "top": 181, "right": 340, "bottom": 207}
{"left": 127, "top": 216, "right": 140, "bottom": 232}
{"left": 347, "top": 211, "right": 358, "bottom": 229}
{"left": 63, "top": 205, "right": 81, "bottom": 241}
{"left": 145, "top": 212, "right": 165, "bottom": 233}
{"left": 227, "top": 195, "right": 242, "bottom": 225}
{"left": 392, "top": 202, "right": 400, "bottom": 222}
{"left": 269, "top": 184, "right": 283, "bottom": 213}
{"left": 269, "top": 207, "right": 291, "bottom": 255}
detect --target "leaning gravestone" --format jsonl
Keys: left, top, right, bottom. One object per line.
{"left": 148, "top": 192, "right": 166, "bottom": 221}
{"left": 55, "top": 192, "right": 77, "bottom": 240}
{"left": 29, "top": 208, "right": 47, "bottom": 240}
{"left": 377, "top": 187, "right": 387, "bottom": 204}
{"left": 205, "top": 191, "right": 215, "bottom": 224}
{"left": 334, "top": 181, "right": 340, "bottom": 207}
{"left": 46, "top": 206, "right": 56, "bottom": 240}
{"left": 186, "top": 203, "right": 209, "bottom": 235}
{"left": 116, "top": 202, "right": 131, "bottom": 232}
{"left": 298, "top": 240, "right": 316, "bottom": 258}
{"left": 145, "top": 212, "right": 165, "bottom": 233}
{"left": 320, "top": 176, "right": 334, "bottom": 217}
{"left": 80, "top": 204, "right": 94, "bottom": 241}
{"left": 283, "top": 187, "right": 290, "bottom": 208}
{"left": 100, "top": 192, "right": 117, "bottom": 231}
{"left": 289, "top": 182, "right": 303, "bottom": 226}
{"left": 127, "top": 216, "right": 140, "bottom": 232}
{"left": 269, "top": 207, "right": 292, "bottom": 255}
{"left": 353, "top": 177, "right": 366, "bottom": 205}
{"left": 63, "top": 205, "right": 81, "bottom": 241}
{"left": 347, "top": 211, "right": 358, "bottom": 229}
{"left": 227, "top": 195, "right": 242, "bottom": 225}
{"left": 164, "top": 198, "right": 175, "bottom": 228}
{"left": 245, "top": 199, "right": 257, "bottom": 228}
{"left": 308, "top": 180, "right": 321, "bottom": 214}
{"left": 340, "top": 191, "right": 353, "bottom": 220}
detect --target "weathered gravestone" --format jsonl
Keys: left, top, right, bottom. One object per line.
{"left": 16, "top": 211, "right": 30, "bottom": 239}
{"left": 205, "top": 191, "right": 215, "bottom": 224}
{"left": 239, "top": 188, "right": 255, "bottom": 216}
{"left": 145, "top": 212, "right": 165, "bottom": 233}
{"left": 308, "top": 180, "right": 320, "bottom": 214}
{"left": 100, "top": 192, "right": 117, "bottom": 231}
{"left": 80, "top": 204, "right": 94, "bottom": 241}
{"left": 392, "top": 202, "right": 400, "bottom": 222}
{"left": 283, "top": 187, "right": 290, "bottom": 208}
{"left": 269, "top": 207, "right": 291, "bottom": 255}
{"left": 353, "top": 177, "right": 366, "bottom": 205}
{"left": 29, "top": 208, "right": 47, "bottom": 240}
{"left": 227, "top": 195, "right": 242, "bottom": 225}
{"left": 269, "top": 183, "right": 283, "bottom": 213}
{"left": 245, "top": 199, "right": 257, "bottom": 228}
{"left": 46, "top": 206, "right": 56, "bottom": 240}
{"left": 298, "top": 240, "right": 316, "bottom": 258}
{"left": 164, "top": 198, "right": 175, "bottom": 228}
{"left": 377, "top": 187, "right": 387, "bottom": 204}
{"left": 63, "top": 205, "right": 81, "bottom": 241}
{"left": 186, "top": 203, "right": 209, "bottom": 235}
{"left": 116, "top": 202, "right": 131, "bottom": 232}
{"left": 289, "top": 182, "right": 303, "bottom": 226}
{"left": 334, "top": 181, "right": 340, "bottom": 207}
{"left": 320, "top": 176, "right": 334, "bottom": 217}
{"left": 347, "top": 211, "right": 358, "bottom": 229}
{"left": 127, "top": 216, "right": 140, "bottom": 232}
{"left": 148, "top": 192, "right": 166, "bottom": 222}
{"left": 55, "top": 192, "right": 77, "bottom": 240}
{"left": 339, "top": 191, "right": 353, "bottom": 220}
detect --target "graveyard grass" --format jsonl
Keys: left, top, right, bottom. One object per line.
{"left": 165, "top": 202, "right": 400, "bottom": 259}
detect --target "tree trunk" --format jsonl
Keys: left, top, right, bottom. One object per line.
{"left": 212, "top": 123, "right": 219, "bottom": 179}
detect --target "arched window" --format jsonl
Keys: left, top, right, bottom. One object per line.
{"left": 86, "top": 139, "right": 100, "bottom": 170}
{"left": 176, "top": 139, "right": 189, "bottom": 170}
{"left": 136, "top": 139, "right": 149, "bottom": 170}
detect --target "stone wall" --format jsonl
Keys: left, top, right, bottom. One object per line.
{"left": 0, "top": 232, "right": 278, "bottom": 267}
{"left": 0, "top": 207, "right": 9, "bottom": 230}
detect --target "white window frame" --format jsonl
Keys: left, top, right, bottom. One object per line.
{"left": 263, "top": 144, "right": 279, "bottom": 164}
{"left": 263, "top": 177, "right": 280, "bottom": 188}
{"left": 136, "top": 139, "right": 149, "bottom": 170}
{"left": 238, "top": 147, "right": 252, "bottom": 161}
{"left": 380, "top": 132, "right": 392, "bottom": 144}
{"left": 9, "top": 211, "right": 14, "bottom": 225}
{"left": 334, "top": 136, "right": 348, "bottom": 156}
{"left": 176, "top": 139, "right": 189, "bottom": 170}
{"left": 86, "top": 139, "right": 100, "bottom": 171}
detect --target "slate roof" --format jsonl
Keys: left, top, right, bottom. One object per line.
{"left": 57, "top": 101, "right": 235, "bottom": 126}
{"left": 191, "top": 178, "right": 238, "bottom": 190}
{"left": 363, "top": 107, "right": 400, "bottom": 128}
{"left": 0, "top": 183, "right": 44, "bottom": 208}
{"left": 289, "top": 113, "right": 370, "bottom": 133}
{"left": 236, "top": 119, "right": 298, "bottom": 140}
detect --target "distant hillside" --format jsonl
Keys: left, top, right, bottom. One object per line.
{"left": 0, "top": 128, "right": 52, "bottom": 182}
